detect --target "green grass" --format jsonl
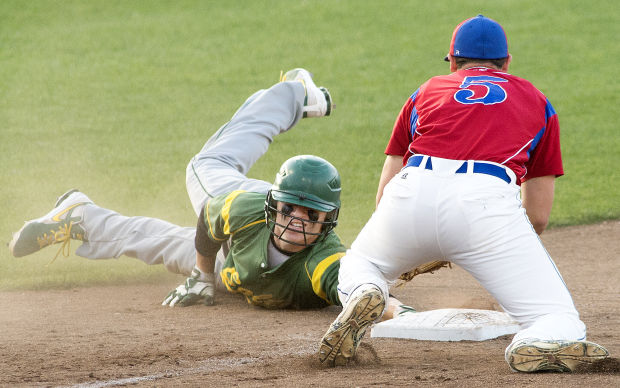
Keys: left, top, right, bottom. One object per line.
{"left": 1, "top": 0, "right": 618, "bottom": 290}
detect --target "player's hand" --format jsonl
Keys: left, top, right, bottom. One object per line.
{"left": 162, "top": 266, "right": 215, "bottom": 307}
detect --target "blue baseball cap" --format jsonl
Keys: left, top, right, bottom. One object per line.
{"left": 444, "top": 15, "right": 508, "bottom": 61}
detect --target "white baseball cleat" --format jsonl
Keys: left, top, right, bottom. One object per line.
{"left": 318, "top": 284, "right": 385, "bottom": 366}
{"left": 9, "top": 189, "right": 93, "bottom": 258}
{"left": 280, "top": 68, "right": 332, "bottom": 118}
{"left": 505, "top": 338, "right": 609, "bottom": 372}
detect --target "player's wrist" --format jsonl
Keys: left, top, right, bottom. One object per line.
{"left": 191, "top": 265, "right": 215, "bottom": 283}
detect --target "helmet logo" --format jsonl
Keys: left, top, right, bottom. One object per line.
{"left": 327, "top": 177, "right": 340, "bottom": 191}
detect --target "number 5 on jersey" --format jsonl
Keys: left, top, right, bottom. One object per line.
{"left": 454, "top": 75, "right": 508, "bottom": 105}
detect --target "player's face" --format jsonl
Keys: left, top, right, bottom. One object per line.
{"left": 273, "top": 201, "right": 327, "bottom": 253}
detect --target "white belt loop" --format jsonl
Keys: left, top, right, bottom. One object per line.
{"left": 467, "top": 159, "right": 474, "bottom": 174}
{"left": 504, "top": 166, "right": 517, "bottom": 185}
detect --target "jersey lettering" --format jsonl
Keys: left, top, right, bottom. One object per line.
{"left": 221, "top": 267, "right": 242, "bottom": 291}
{"left": 221, "top": 267, "right": 286, "bottom": 308}
{"left": 454, "top": 76, "right": 508, "bottom": 105}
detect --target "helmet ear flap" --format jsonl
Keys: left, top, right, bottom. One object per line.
{"left": 323, "top": 208, "right": 339, "bottom": 232}
{"left": 264, "top": 190, "right": 277, "bottom": 231}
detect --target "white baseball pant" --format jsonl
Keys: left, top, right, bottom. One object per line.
{"left": 337, "top": 155, "right": 586, "bottom": 348}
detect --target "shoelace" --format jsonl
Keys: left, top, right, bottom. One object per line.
{"left": 41, "top": 222, "right": 82, "bottom": 265}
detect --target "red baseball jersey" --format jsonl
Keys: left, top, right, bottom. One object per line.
{"left": 385, "top": 67, "right": 563, "bottom": 184}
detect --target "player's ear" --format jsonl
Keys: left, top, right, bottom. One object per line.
{"left": 448, "top": 54, "right": 458, "bottom": 72}
{"left": 502, "top": 54, "right": 512, "bottom": 71}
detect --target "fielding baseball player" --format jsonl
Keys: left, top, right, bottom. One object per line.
{"left": 10, "top": 69, "right": 412, "bottom": 315}
{"left": 318, "top": 15, "right": 609, "bottom": 372}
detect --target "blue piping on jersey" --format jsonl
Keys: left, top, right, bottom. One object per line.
{"left": 409, "top": 89, "right": 420, "bottom": 139}
{"left": 545, "top": 98, "right": 556, "bottom": 122}
{"left": 527, "top": 126, "right": 545, "bottom": 158}
{"left": 526, "top": 99, "right": 555, "bottom": 158}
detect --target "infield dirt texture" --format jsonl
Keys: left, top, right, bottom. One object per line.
{"left": 2, "top": 1, "right": 619, "bottom": 386}
{"left": 2, "top": 221, "right": 619, "bottom": 386}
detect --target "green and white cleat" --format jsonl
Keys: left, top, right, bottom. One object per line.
{"left": 9, "top": 189, "right": 92, "bottom": 258}
{"left": 506, "top": 339, "right": 609, "bottom": 372}
{"left": 319, "top": 284, "right": 385, "bottom": 366}
{"left": 280, "top": 68, "right": 332, "bottom": 118}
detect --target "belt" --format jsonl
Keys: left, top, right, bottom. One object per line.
{"left": 405, "top": 155, "right": 512, "bottom": 184}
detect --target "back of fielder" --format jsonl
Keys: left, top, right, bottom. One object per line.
{"left": 10, "top": 69, "right": 408, "bottom": 315}
{"left": 318, "top": 15, "right": 609, "bottom": 372}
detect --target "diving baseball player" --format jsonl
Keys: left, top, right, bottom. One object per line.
{"left": 10, "top": 69, "right": 411, "bottom": 315}
{"left": 10, "top": 69, "right": 342, "bottom": 309}
{"left": 318, "top": 15, "right": 609, "bottom": 372}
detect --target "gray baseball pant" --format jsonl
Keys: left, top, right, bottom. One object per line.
{"left": 74, "top": 81, "right": 306, "bottom": 275}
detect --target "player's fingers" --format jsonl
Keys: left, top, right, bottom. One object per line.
{"left": 168, "top": 294, "right": 181, "bottom": 307}
{"left": 162, "top": 291, "right": 175, "bottom": 306}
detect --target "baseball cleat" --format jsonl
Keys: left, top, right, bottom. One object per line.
{"left": 505, "top": 339, "right": 609, "bottom": 372}
{"left": 280, "top": 68, "right": 332, "bottom": 118}
{"left": 9, "top": 189, "right": 92, "bottom": 258}
{"left": 318, "top": 284, "right": 385, "bottom": 366}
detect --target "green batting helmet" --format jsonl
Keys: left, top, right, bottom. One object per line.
{"left": 271, "top": 155, "right": 341, "bottom": 211}
{"left": 265, "top": 155, "right": 341, "bottom": 247}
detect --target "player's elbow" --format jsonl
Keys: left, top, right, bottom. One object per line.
{"left": 529, "top": 216, "right": 549, "bottom": 235}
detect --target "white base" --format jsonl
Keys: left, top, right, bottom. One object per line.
{"left": 371, "top": 308, "right": 520, "bottom": 341}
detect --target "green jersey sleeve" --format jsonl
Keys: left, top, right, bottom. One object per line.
{"left": 303, "top": 232, "right": 346, "bottom": 306}
{"left": 202, "top": 190, "right": 265, "bottom": 238}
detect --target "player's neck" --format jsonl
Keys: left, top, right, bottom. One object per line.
{"left": 270, "top": 235, "right": 300, "bottom": 255}
{"left": 460, "top": 64, "right": 500, "bottom": 71}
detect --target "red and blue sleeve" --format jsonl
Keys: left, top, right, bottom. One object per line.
{"left": 385, "top": 94, "right": 417, "bottom": 159}
{"left": 522, "top": 99, "right": 564, "bottom": 181}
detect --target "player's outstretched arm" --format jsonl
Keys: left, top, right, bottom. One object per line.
{"left": 163, "top": 204, "right": 221, "bottom": 307}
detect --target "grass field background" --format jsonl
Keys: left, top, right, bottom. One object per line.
{"left": 1, "top": 0, "right": 618, "bottom": 290}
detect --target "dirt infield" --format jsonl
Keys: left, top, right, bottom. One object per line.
{"left": 2, "top": 221, "right": 619, "bottom": 387}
